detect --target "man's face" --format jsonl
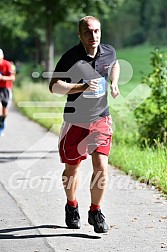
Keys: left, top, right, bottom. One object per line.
{"left": 79, "top": 19, "right": 101, "bottom": 51}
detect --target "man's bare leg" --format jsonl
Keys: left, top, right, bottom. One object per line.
{"left": 2, "top": 106, "right": 8, "bottom": 117}
{"left": 0, "top": 105, "right": 6, "bottom": 134}
{"left": 90, "top": 152, "right": 108, "bottom": 206}
{"left": 88, "top": 152, "right": 109, "bottom": 233}
{"left": 0, "top": 102, "right": 2, "bottom": 116}
{"left": 0, "top": 106, "right": 7, "bottom": 123}
{"left": 62, "top": 163, "right": 81, "bottom": 201}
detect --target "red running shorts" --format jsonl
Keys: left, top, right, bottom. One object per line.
{"left": 58, "top": 116, "right": 112, "bottom": 165}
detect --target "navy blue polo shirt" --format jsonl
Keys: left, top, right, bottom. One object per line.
{"left": 54, "top": 42, "right": 116, "bottom": 123}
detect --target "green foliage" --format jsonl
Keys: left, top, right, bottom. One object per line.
{"left": 14, "top": 82, "right": 65, "bottom": 134}
{"left": 110, "top": 109, "right": 139, "bottom": 146}
{"left": 135, "top": 49, "right": 167, "bottom": 146}
{"left": 15, "top": 62, "right": 45, "bottom": 87}
{"left": 103, "top": 0, "right": 167, "bottom": 48}
{"left": 1, "top": 0, "right": 167, "bottom": 64}
{"left": 10, "top": 0, "right": 121, "bottom": 72}
{"left": 123, "top": 27, "right": 145, "bottom": 47}
{"left": 0, "top": 1, "right": 27, "bottom": 39}
{"left": 109, "top": 143, "right": 167, "bottom": 194}
{"left": 144, "top": 0, "right": 167, "bottom": 45}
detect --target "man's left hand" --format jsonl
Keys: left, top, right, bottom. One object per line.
{"left": 111, "top": 84, "right": 119, "bottom": 98}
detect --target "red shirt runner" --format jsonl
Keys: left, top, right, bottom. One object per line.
{"left": 0, "top": 59, "right": 14, "bottom": 89}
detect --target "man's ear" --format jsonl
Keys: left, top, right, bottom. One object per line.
{"left": 78, "top": 31, "right": 81, "bottom": 38}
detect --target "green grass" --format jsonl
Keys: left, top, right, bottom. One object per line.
{"left": 13, "top": 44, "right": 167, "bottom": 195}
{"left": 109, "top": 144, "right": 167, "bottom": 194}
{"left": 117, "top": 44, "right": 167, "bottom": 95}
{"left": 14, "top": 82, "right": 65, "bottom": 134}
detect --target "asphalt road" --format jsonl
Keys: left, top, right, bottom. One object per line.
{"left": 0, "top": 104, "right": 166, "bottom": 252}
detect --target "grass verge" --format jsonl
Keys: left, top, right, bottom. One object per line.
{"left": 109, "top": 143, "right": 167, "bottom": 194}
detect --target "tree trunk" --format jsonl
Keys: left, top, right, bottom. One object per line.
{"left": 45, "top": 17, "right": 54, "bottom": 76}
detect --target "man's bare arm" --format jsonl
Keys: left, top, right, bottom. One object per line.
{"left": 49, "top": 78, "right": 99, "bottom": 95}
{"left": 110, "top": 60, "right": 120, "bottom": 98}
{"left": 0, "top": 74, "right": 15, "bottom": 82}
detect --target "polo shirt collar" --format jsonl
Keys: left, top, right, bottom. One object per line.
{"left": 98, "top": 44, "right": 105, "bottom": 55}
{"left": 78, "top": 42, "right": 104, "bottom": 58}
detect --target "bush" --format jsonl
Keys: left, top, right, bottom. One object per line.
{"left": 135, "top": 48, "right": 167, "bottom": 147}
{"left": 15, "top": 62, "right": 45, "bottom": 87}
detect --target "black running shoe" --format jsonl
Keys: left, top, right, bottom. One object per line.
{"left": 88, "top": 209, "right": 109, "bottom": 233}
{"left": 65, "top": 204, "right": 81, "bottom": 229}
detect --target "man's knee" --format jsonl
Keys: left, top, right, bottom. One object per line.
{"left": 64, "top": 163, "right": 80, "bottom": 175}
{"left": 92, "top": 153, "right": 108, "bottom": 173}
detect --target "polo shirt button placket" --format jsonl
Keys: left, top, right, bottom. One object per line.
{"left": 95, "top": 62, "right": 98, "bottom": 71}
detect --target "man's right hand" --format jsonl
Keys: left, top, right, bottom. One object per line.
{"left": 85, "top": 79, "right": 99, "bottom": 92}
{"left": 0, "top": 74, "right": 4, "bottom": 80}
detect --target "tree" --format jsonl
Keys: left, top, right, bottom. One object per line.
{"left": 11, "top": 0, "right": 122, "bottom": 72}
{"left": 0, "top": 1, "right": 27, "bottom": 60}
{"left": 103, "top": 0, "right": 167, "bottom": 47}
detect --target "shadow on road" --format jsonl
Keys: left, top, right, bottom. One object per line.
{"left": 0, "top": 224, "right": 101, "bottom": 240}
{"left": 0, "top": 151, "right": 58, "bottom": 154}
{"left": 0, "top": 150, "right": 58, "bottom": 163}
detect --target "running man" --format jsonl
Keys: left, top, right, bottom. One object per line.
{"left": 0, "top": 49, "right": 15, "bottom": 136}
{"left": 49, "top": 16, "right": 120, "bottom": 233}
